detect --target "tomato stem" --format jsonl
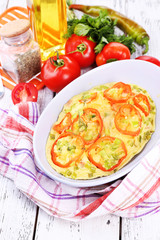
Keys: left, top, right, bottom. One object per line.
{"left": 106, "top": 58, "right": 117, "bottom": 63}
{"left": 50, "top": 52, "right": 64, "bottom": 68}
{"left": 69, "top": 42, "right": 87, "bottom": 55}
{"left": 77, "top": 43, "right": 87, "bottom": 53}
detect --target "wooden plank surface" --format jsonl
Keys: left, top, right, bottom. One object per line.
{"left": 0, "top": 175, "right": 37, "bottom": 240}
{"left": 35, "top": 210, "right": 120, "bottom": 240}
{"left": 0, "top": 0, "right": 160, "bottom": 239}
{"left": 122, "top": 215, "right": 160, "bottom": 240}
{"left": 0, "top": 1, "right": 53, "bottom": 239}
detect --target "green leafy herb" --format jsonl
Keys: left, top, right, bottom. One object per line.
{"left": 64, "top": 10, "right": 136, "bottom": 54}
{"left": 66, "top": 0, "right": 76, "bottom": 20}
{"left": 74, "top": 23, "right": 92, "bottom": 36}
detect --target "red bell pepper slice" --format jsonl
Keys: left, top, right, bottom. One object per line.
{"left": 110, "top": 102, "right": 124, "bottom": 112}
{"left": 88, "top": 136, "right": 127, "bottom": 172}
{"left": 79, "top": 92, "right": 97, "bottom": 104}
{"left": 51, "top": 132, "right": 85, "bottom": 168}
{"left": 53, "top": 112, "right": 72, "bottom": 134}
{"left": 104, "top": 82, "right": 132, "bottom": 103}
{"left": 133, "top": 93, "right": 151, "bottom": 117}
{"left": 72, "top": 108, "right": 103, "bottom": 145}
{"left": 114, "top": 104, "right": 142, "bottom": 136}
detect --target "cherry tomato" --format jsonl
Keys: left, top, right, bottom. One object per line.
{"left": 133, "top": 93, "right": 151, "bottom": 117}
{"left": 104, "top": 82, "right": 132, "bottom": 103}
{"left": 88, "top": 136, "right": 127, "bottom": 172}
{"left": 114, "top": 104, "right": 142, "bottom": 136}
{"left": 72, "top": 108, "right": 103, "bottom": 145}
{"left": 11, "top": 82, "right": 38, "bottom": 105}
{"left": 65, "top": 34, "right": 96, "bottom": 68}
{"left": 96, "top": 42, "right": 131, "bottom": 66}
{"left": 41, "top": 54, "right": 81, "bottom": 93}
{"left": 53, "top": 112, "right": 72, "bottom": 134}
{"left": 51, "top": 132, "right": 85, "bottom": 168}
{"left": 136, "top": 56, "right": 160, "bottom": 67}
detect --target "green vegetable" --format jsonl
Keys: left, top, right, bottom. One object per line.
{"left": 67, "top": 145, "right": 76, "bottom": 152}
{"left": 49, "top": 133, "right": 55, "bottom": 139}
{"left": 74, "top": 165, "right": 79, "bottom": 171}
{"left": 64, "top": 10, "right": 136, "bottom": 54}
{"left": 69, "top": 4, "right": 149, "bottom": 53}
{"left": 139, "top": 135, "right": 142, "bottom": 143}
{"left": 65, "top": 169, "right": 72, "bottom": 176}
{"left": 93, "top": 85, "right": 109, "bottom": 91}
{"left": 66, "top": 0, "right": 76, "bottom": 20}
{"left": 143, "top": 131, "right": 152, "bottom": 140}
{"left": 71, "top": 172, "right": 77, "bottom": 179}
{"left": 88, "top": 173, "right": 93, "bottom": 178}
{"left": 78, "top": 116, "right": 88, "bottom": 131}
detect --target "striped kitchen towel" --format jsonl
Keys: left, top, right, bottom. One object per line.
{"left": 0, "top": 102, "right": 160, "bottom": 220}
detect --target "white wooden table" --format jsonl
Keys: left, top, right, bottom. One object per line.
{"left": 1, "top": 0, "right": 160, "bottom": 239}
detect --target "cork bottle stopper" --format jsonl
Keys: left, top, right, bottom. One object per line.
{"left": 0, "top": 19, "right": 30, "bottom": 38}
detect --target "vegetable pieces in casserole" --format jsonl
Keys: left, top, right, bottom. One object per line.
{"left": 46, "top": 82, "right": 155, "bottom": 180}
{"left": 53, "top": 112, "right": 72, "bottom": 134}
{"left": 88, "top": 136, "right": 127, "bottom": 172}
{"left": 114, "top": 104, "right": 142, "bottom": 136}
{"left": 72, "top": 108, "right": 103, "bottom": 145}
{"left": 104, "top": 82, "right": 132, "bottom": 103}
{"left": 51, "top": 132, "right": 85, "bottom": 168}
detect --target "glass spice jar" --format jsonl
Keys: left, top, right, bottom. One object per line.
{"left": 0, "top": 19, "right": 41, "bottom": 83}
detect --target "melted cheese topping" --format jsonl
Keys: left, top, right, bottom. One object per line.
{"left": 46, "top": 82, "right": 156, "bottom": 180}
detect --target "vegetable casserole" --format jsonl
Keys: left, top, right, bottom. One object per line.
{"left": 46, "top": 82, "right": 156, "bottom": 179}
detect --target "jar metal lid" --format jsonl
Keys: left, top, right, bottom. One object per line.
{"left": 0, "top": 19, "right": 30, "bottom": 38}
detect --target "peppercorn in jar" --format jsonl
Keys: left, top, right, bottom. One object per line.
{"left": 0, "top": 19, "right": 41, "bottom": 83}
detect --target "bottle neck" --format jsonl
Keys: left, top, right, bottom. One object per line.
{"left": 3, "top": 30, "right": 31, "bottom": 46}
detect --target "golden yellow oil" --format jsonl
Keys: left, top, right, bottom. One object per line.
{"left": 27, "top": 0, "right": 67, "bottom": 61}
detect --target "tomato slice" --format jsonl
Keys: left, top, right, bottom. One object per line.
{"left": 79, "top": 92, "right": 97, "bottom": 104}
{"left": 72, "top": 108, "right": 103, "bottom": 145}
{"left": 53, "top": 112, "right": 72, "bottom": 134}
{"left": 51, "top": 132, "right": 85, "bottom": 168}
{"left": 114, "top": 104, "right": 142, "bottom": 136}
{"left": 88, "top": 136, "right": 127, "bottom": 172}
{"left": 133, "top": 93, "right": 151, "bottom": 117}
{"left": 11, "top": 82, "right": 38, "bottom": 105}
{"left": 29, "top": 78, "right": 45, "bottom": 90}
{"left": 104, "top": 82, "right": 132, "bottom": 103}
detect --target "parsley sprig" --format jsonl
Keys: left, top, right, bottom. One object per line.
{"left": 64, "top": 10, "right": 136, "bottom": 54}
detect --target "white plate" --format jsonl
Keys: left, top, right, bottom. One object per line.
{"left": 33, "top": 60, "right": 160, "bottom": 188}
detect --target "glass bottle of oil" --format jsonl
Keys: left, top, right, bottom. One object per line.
{"left": 27, "top": 0, "right": 67, "bottom": 61}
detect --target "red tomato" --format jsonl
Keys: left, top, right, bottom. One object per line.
{"left": 41, "top": 54, "right": 81, "bottom": 93}
{"left": 65, "top": 34, "right": 96, "bottom": 68}
{"left": 11, "top": 82, "right": 38, "bottom": 105}
{"left": 96, "top": 42, "right": 131, "bottom": 66}
{"left": 136, "top": 55, "right": 160, "bottom": 67}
